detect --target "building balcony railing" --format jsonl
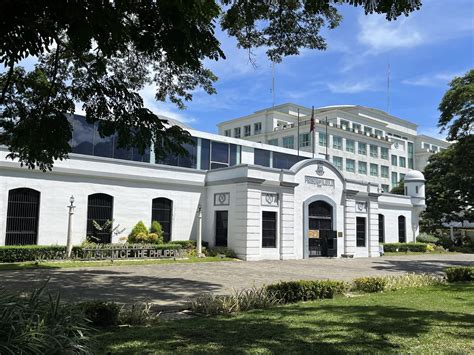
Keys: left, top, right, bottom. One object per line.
{"left": 273, "top": 118, "right": 391, "bottom": 143}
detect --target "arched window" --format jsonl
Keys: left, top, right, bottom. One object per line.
{"left": 152, "top": 198, "right": 172, "bottom": 242}
{"left": 398, "top": 215, "right": 406, "bottom": 243}
{"left": 5, "top": 188, "right": 40, "bottom": 245}
{"left": 87, "top": 193, "right": 113, "bottom": 243}
{"left": 378, "top": 214, "right": 385, "bottom": 243}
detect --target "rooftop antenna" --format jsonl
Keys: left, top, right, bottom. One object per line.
{"left": 387, "top": 56, "right": 391, "bottom": 114}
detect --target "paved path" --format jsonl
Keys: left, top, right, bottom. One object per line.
{"left": 2, "top": 254, "right": 472, "bottom": 309}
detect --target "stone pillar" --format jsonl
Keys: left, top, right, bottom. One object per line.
{"left": 343, "top": 192, "right": 357, "bottom": 257}
{"left": 368, "top": 195, "right": 380, "bottom": 257}
{"left": 279, "top": 189, "right": 295, "bottom": 260}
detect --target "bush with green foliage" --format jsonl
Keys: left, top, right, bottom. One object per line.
{"left": 0, "top": 245, "right": 83, "bottom": 263}
{"left": 0, "top": 284, "right": 92, "bottom": 354}
{"left": 266, "top": 280, "right": 348, "bottom": 303}
{"left": 171, "top": 240, "right": 197, "bottom": 249}
{"left": 353, "top": 277, "right": 387, "bottom": 293}
{"left": 80, "top": 301, "right": 120, "bottom": 328}
{"left": 353, "top": 274, "right": 444, "bottom": 293}
{"left": 191, "top": 287, "right": 282, "bottom": 315}
{"left": 205, "top": 247, "right": 237, "bottom": 258}
{"left": 445, "top": 266, "right": 474, "bottom": 282}
{"left": 416, "top": 233, "right": 439, "bottom": 244}
{"left": 119, "top": 302, "right": 159, "bottom": 326}
{"left": 128, "top": 221, "right": 149, "bottom": 243}
{"left": 150, "top": 220, "right": 164, "bottom": 241}
{"left": 382, "top": 242, "right": 428, "bottom": 253}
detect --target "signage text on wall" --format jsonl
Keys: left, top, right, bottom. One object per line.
{"left": 82, "top": 248, "right": 184, "bottom": 260}
{"left": 304, "top": 176, "right": 335, "bottom": 187}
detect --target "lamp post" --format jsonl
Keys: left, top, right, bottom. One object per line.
{"left": 66, "top": 195, "right": 76, "bottom": 258}
{"left": 196, "top": 204, "right": 204, "bottom": 257}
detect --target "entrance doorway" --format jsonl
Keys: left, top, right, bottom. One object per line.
{"left": 308, "top": 200, "right": 337, "bottom": 257}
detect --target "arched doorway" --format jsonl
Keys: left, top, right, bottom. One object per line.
{"left": 5, "top": 188, "right": 40, "bottom": 245}
{"left": 308, "top": 200, "right": 336, "bottom": 257}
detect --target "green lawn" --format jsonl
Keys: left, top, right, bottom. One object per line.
{"left": 96, "top": 283, "right": 474, "bottom": 354}
{"left": 383, "top": 251, "right": 452, "bottom": 256}
{"left": 0, "top": 256, "right": 236, "bottom": 271}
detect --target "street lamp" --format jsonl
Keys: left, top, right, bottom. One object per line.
{"left": 196, "top": 204, "right": 204, "bottom": 257}
{"left": 66, "top": 195, "right": 76, "bottom": 258}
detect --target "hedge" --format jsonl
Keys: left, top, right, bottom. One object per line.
{"left": 266, "top": 280, "right": 348, "bottom": 303}
{"left": 445, "top": 266, "right": 474, "bottom": 282}
{"left": 382, "top": 242, "right": 428, "bottom": 253}
{"left": 0, "top": 243, "right": 186, "bottom": 263}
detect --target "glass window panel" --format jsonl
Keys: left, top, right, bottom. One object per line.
{"left": 346, "top": 139, "right": 355, "bottom": 153}
{"left": 254, "top": 148, "right": 271, "bottom": 167}
{"left": 229, "top": 144, "right": 240, "bottom": 166}
{"left": 273, "top": 152, "right": 306, "bottom": 169}
{"left": 211, "top": 141, "right": 229, "bottom": 164}
{"left": 71, "top": 115, "right": 94, "bottom": 156}
{"left": 358, "top": 161, "right": 367, "bottom": 175}
{"left": 282, "top": 136, "right": 294, "bottom": 149}
{"left": 200, "top": 139, "right": 210, "bottom": 170}
{"left": 93, "top": 124, "right": 114, "bottom": 158}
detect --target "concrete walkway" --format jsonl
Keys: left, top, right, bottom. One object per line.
{"left": 1, "top": 254, "right": 472, "bottom": 309}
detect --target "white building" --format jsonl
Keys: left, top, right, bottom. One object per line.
{"left": 0, "top": 104, "right": 442, "bottom": 260}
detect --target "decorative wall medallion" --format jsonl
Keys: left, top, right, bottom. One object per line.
{"left": 214, "top": 192, "right": 230, "bottom": 206}
{"left": 316, "top": 163, "right": 325, "bottom": 176}
{"left": 261, "top": 193, "right": 279, "bottom": 207}
{"left": 356, "top": 201, "right": 367, "bottom": 212}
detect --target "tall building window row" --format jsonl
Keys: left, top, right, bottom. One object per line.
{"left": 333, "top": 156, "right": 343, "bottom": 171}
{"left": 346, "top": 139, "right": 355, "bottom": 153}
{"left": 381, "top": 165, "right": 389, "bottom": 178}
{"left": 370, "top": 145, "right": 378, "bottom": 158}
{"left": 282, "top": 136, "right": 295, "bottom": 149}
{"left": 358, "top": 142, "right": 367, "bottom": 155}
{"left": 333, "top": 136, "right": 342, "bottom": 150}
{"left": 370, "top": 163, "right": 378, "bottom": 177}
{"left": 319, "top": 132, "right": 327, "bottom": 147}
{"left": 381, "top": 147, "right": 389, "bottom": 160}
{"left": 254, "top": 122, "right": 262, "bottom": 135}
{"left": 358, "top": 161, "right": 367, "bottom": 175}
{"left": 299, "top": 133, "right": 310, "bottom": 147}
{"left": 391, "top": 155, "right": 398, "bottom": 166}
{"left": 346, "top": 159, "right": 355, "bottom": 173}
{"left": 244, "top": 125, "right": 251, "bottom": 137}
{"left": 399, "top": 156, "right": 406, "bottom": 168}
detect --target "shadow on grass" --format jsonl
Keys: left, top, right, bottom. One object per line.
{"left": 96, "top": 295, "right": 474, "bottom": 354}
{"left": 371, "top": 258, "right": 473, "bottom": 275}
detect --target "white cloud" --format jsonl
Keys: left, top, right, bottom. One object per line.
{"left": 402, "top": 71, "right": 464, "bottom": 87}
{"left": 418, "top": 125, "right": 447, "bottom": 141}
{"left": 358, "top": 15, "right": 423, "bottom": 53}
{"left": 327, "top": 80, "right": 376, "bottom": 94}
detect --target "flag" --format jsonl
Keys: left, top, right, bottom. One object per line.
{"left": 310, "top": 106, "right": 315, "bottom": 158}
{"left": 310, "top": 106, "right": 315, "bottom": 132}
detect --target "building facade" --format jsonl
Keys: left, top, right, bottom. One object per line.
{"left": 0, "top": 104, "right": 438, "bottom": 260}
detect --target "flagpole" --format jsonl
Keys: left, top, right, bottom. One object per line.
{"left": 297, "top": 108, "right": 300, "bottom": 156}
{"left": 311, "top": 106, "right": 315, "bottom": 159}
{"left": 325, "top": 116, "right": 328, "bottom": 160}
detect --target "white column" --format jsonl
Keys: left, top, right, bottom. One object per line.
{"left": 368, "top": 197, "right": 380, "bottom": 257}
{"left": 344, "top": 195, "right": 357, "bottom": 256}
{"left": 279, "top": 190, "right": 295, "bottom": 260}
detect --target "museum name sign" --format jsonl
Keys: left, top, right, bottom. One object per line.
{"left": 305, "top": 175, "right": 335, "bottom": 187}
{"left": 82, "top": 247, "right": 185, "bottom": 260}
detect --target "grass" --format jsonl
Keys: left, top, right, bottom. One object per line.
{"left": 0, "top": 256, "right": 236, "bottom": 271}
{"left": 95, "top": 283, "right": 474, "bottom": 354}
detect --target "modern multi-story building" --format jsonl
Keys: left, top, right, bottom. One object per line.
{"left": 0, "top": 104, "right": 445, "bottom": 260}
{"left": 218, "top": 103, "right": 449, "bottom": 191}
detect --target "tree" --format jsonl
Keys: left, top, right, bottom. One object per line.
{"left": 421, "top": 135, "right": 474, "bottom": 231}
{"left": 390, "top": 180, "right": 404, "bottom": 195}
{"left": 0, "top": 0, "right": 422, "bottom": 170}
{"left": 438, "top": 69, "right": 474, "bottom": 141}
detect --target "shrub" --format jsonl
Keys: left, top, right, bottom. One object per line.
{"left": 150, "top": 220, "right": 164, "bottom": 240}
{"left": 382, "top": 243, "right": 428, "bottom": 253}
{"left": 0, "top": 283, "right": 92, "bottom": 354}
{"left": 353, "top": 274, "right": 444, "bottom": 293}
{"left": 353, "top": 277, "right": 387, "bottom": 293}
{"left": 416, "top": 233, "right": 439, "bottom": 244}
{"left": 191, "top": 287, "right": 282, "bottom": 315}
{"left": 445, "top": 266, "right": 474, "bottom": 282}
{"left": 205, "top": 247, "right": 237, "bottom": 258}
{"left": 0, "top": 245, "right": 83, "bottom": 263}
{"left": 119, "top": 303, "right": 159, "bottom": 325}
{"left": 266, "top": 280, "right": 348, "bottom": 303}
{"left": 128, "top": 221, "right": 149, "bottom": 243}
{"left": 80, "top": 301, "right": 120, "bottom": 328}
{"left": 171, "top": 240, "right": 197, "bottom": 249}
{"left": 132, "top": 232, "right": 162, "bottom": 244}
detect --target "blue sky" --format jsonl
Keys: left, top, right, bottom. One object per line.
{"left": 145, "top": 0, "right": 473, "bottom": 139}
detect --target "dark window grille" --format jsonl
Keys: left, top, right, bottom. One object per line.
{"left": 398, "top": 215, "right": 406, "bottom": 243}
{"left": 378, "top": 214, "right": 385, "bottom": 243}
{"left": 5, "top": 188, "right": 40, "bottom": 245}
{"left": 356, "top": 217, "right": 366, "bottom": 247}
{"left": 87, "top": 193, "right": 113, "bottom": 243}
{"left": 262, "top": 211, "right": 277, "bottom": 248}
{"left": 215, "top": 211, "right": 228, "bottom": 247}
{"left": 308, "top": 201, "right": 332, "bottom": 230}
{"left": 152, "top": 198, "right": 172, "bottom": 242}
